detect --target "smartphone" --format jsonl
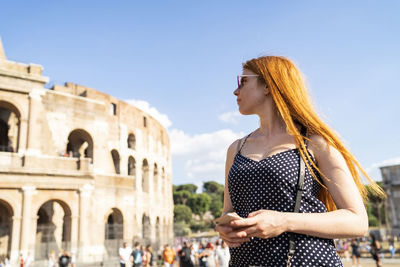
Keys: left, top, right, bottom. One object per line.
{"left": 213, "top": 212, "right": 242, "bottom": 226}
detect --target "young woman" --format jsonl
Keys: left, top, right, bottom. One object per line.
{"left": 215, "top": 56, "right": 385, "bottom": 266}
{"left": 370, "top": 233, "right": 382, "bottom": 267}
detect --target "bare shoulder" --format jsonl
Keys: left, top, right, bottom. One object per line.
{"left": 307, "top": 134, "right": 346, "bottom": 171}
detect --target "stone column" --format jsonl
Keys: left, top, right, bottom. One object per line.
{"left": 26, "top": 89, "right": 45, "bottom": 155}
{"left": 19, "top": 186, "right": 37, "bottom": 255}
{"left": 78, "top": 184, "right": 93, "bottom": 262}
{"left": 10, "top": 216, "right": 22, "bottom": 264}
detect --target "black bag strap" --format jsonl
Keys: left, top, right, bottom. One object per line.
{"left": 286, "top": 140, "right": 306, "bottom": 266}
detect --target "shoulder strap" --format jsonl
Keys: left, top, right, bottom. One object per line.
{"left": 286, "top": 152, "right": 306, "bottom": 266}
{"left": 236, "top": 132, "right": 252, "bottom": 154}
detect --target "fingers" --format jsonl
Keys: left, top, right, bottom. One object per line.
{"left": 248, "top": 210, "right": 264, "bottom": 217}
{"left": 230, "top": 216, "right": 257, "bottom": 228}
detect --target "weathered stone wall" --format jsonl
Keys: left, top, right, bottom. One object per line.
{"left": 0, "top": 39, "right": 173, "bottom": 265}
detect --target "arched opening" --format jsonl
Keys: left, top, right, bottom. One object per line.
{"left": 153, "top": 163, "right": 159, "bottom": 193}
{"left": 35, "top": 200, "right": 72, "bottom": 261}
{"left": 142, "top": 159, "right": 149, "bottom": 192}
{"left": 105, "top": 208, "right": 124, "bottom": 257}
{"left": 128, "top": 156, "right": 136, "bottom": 177}
{"left": 0, "top": 199, "right": 13, "bottom": 258}
{"left": 111, "top": 150, "right": 120, "bottom": 174}
{"left": 0, "top": 101, "right": 21, "bottom": 152}
{"left": 127, "top": 133, "right": 136, "bottom": 150}
{"left": 66, "top": 129, "right": 93, "bottom": 161}
{"left": 142, "top": 214, "right": 151, "bottom": 245}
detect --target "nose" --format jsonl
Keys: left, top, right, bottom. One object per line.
{"left": 234, "top": 87, "right": 239, "bottom": 96}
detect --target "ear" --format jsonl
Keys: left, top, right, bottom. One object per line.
{"left": 264, "top": 85, "right": 270, "bottom": 96}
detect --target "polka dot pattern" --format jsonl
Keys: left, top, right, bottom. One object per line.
{"left": 228, "top": 147, "right": 343, "bottom": 266}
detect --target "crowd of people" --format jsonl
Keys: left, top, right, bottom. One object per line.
{"left": 119, "top": 239, "right": 230, "bottom": 267}
{"left": 335, "top": 233, "right": 399, "bottom": 267}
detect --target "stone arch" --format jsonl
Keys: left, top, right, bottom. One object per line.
{"left": 104, "top": 208, "right": 124, "bottom": 257}
{"left": 111, "top": 149, "right": 120, "bottom": 174}
{"left": 0, "top": 199, "right": 13, "bottom": 258}
{"left": 0, "top": 100, "right": 21, "bottom": 152}
{"left": 142, "top": 214, "right": 151, "bottom": 245}
{"left": 142, "top": 159, "right": 149, "bottom": 193}
{"left": 66, "top": 129, "right": 94, "bottom": 160}
{"left": 127, "top": 133, "right": 136, "bottom": 150}
{"left": 128, "top": 156, "right": 136, "bottom": 178}
{"left": 153, "top": 163, "right": 159, "bottom": 193}
{"left": 35, "top": 199, "right": 72, "bottom": 260}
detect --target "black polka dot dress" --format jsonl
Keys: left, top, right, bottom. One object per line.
{"left": 227, "top": 136, "right": 343, "bottom": 267}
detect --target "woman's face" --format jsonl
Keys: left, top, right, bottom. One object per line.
{"left": 234, "top": 69, "right": 268, "bottom": 115}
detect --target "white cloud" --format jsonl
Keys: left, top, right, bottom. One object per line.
{"left": 218, "top": 111, "right": 241, "bottom": 124}
{"left": 366, "top": 157, "right": 400, "bottom": 181}
{"left": 170, "top": 128, "right": 244, "bottom": 184}
{"left": 125, "top": 99, "right": 172, "bottom": 129}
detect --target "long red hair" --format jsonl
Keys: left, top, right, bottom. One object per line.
{"left": 243, "top": 56, "right": 385, "bottom": 211}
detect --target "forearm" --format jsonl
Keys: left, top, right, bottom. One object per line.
{"left": 284, "top": 209, "right": 368, "bottom": 239}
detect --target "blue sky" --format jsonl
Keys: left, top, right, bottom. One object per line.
{"left": 1, "top": 1, "right": 399, "bottom": 187}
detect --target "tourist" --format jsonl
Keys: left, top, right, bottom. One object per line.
{"left": 48, "top": 250, "right": 57, "bottom": 267}
{"left": 119, "top": 242, "right": 132, "bottom": 267}
{"left": 351, "top": 238, "right": 361, "bottom": 267}
{"left": 179, "top": 241, "right": 194, "bottom": 267}
{"left": 215, "top": 55, "right": 385, "bottom": 266}
{"left": 130, "top": 242, "right": 142, "bottom": 267}
{"left": 145, "top": 245, "right": 154, "bottom": 267}
{"left": 370, "top": 233, "right": 382, "bottom": 267}
{"left": 162, "top": 244, "right": 174, "bottom": 267}
{"left": 58, "top": 251, "right": 71, "bottom": 267}
{"left": 214, "top": 240, "right": 229, "bottom": 267}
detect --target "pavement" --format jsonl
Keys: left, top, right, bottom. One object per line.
{"left": 342, "top": 257, "right": 400, "bottom": 266}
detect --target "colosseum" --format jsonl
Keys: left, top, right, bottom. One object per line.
{"left": 0, "top": 38, "right": 174, "bottom": 265}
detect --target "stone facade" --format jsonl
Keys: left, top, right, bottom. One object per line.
{"left": 380, "top": 164, "right": 400, "bottom": 235}
{"left": 0, "top": 38, "right": 173, "bottom": 265}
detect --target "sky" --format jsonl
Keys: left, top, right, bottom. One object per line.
{"left": 1, "top": 0, "right": 399, "bottom": 188}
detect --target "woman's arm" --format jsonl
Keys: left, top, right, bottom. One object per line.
{"left": 231, "top": 134, "right": 368, "bottom": 239}
{"left": 216, "top": 139, "right": 250, "bottom": 247}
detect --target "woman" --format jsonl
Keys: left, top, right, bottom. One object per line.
{"left": 145, "top": 245, "right": 153, "bottom": 267}
{"left": 215, "top": 56, "right": 385, "bottom": 266}
{"left": 351, "top": 238, "right": 361, "bottom": 267}
{"left": 370, "top": 233, "right": 382, "bottom": 267}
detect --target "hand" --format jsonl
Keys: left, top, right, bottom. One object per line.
{"left": 215, "top": 215, "right": 250, "bottom": 248}
{"left": 229, "top": 209, "right": 287, "bottom": 239}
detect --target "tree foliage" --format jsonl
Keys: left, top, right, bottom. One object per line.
{"left": 187, "top": 193, "right": 212, "bottom": 215}
{"left": 174, "top": 184, "right": 198, "bottom": 194}
{"left": 174, "top": 204, "right": 192, "bottom": 224}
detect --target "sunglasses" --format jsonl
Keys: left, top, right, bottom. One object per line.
{"left": 237, "top": 74, "right": 259, "bottom": 89}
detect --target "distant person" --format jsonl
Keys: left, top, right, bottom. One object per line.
{"left": 130, "top": 242, "right": 142, "bottom": 267}
{"left": 388, "top": 235, "right": 396, "bottom": 258}
{"left": 24, "top": 252, "right": 33, "bottom": 267}
{"left": 351, "top": 238, "right": 361, "bottom": 267}
{"left": 215, "top": 240, "right": 229, "bottom": 267}
{"left": 215, "top": 55, "right": 385, "bottom": 266}
{"left": 145, "top": 245, "right": 154, "bottom": 267}
{"left": 48, "top": 250, "right": 57, "bottom": 267}
{"left": 179, "top": 241, "right": 194, "bottom": 267}
{"left": 58, "top": 251, "right": 71, "bottom": 267}
{"left": 119, "top": 242, "right": 132, "bottom": 267}
{"left": 370, "top": 233, "right": 382, "bottom": 267}
{"left": 162, "top": 244, "right": 175, "bottom": 267}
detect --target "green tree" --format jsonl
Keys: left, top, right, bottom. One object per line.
{"left": 175, "top": 184, "right": 198, "bottom": 194}
{"left": 187, "top": 193, "right": 211, "bottom": 215}
{"left": 203, "top": 181, "right": 224, "bottom": 195}
{"left": 174, "top": 204, "right": 192, "bottom": 224}
{"left": 210, "top": 195, "right": 223, "bottom": 218}
{"left": 173, "top": 190, "right": 192, "bottom": 205}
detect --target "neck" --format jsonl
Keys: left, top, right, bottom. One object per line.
{"left": 256, "top": 100, "right": 286, "bottom": 136}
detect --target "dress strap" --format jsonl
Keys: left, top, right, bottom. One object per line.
{"left": 237, "top": 132, "right": 252, "bottom": 153}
